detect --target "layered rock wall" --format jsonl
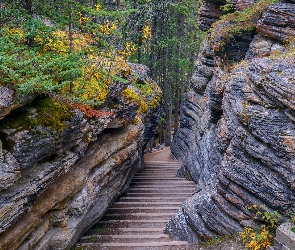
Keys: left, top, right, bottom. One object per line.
{"left": 0, "top": 64, "right": 161, "bottom": 249}
{"left": 169, "top": 0, "right": 295, "bottom": 244}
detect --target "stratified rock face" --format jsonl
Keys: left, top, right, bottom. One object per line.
{"left": 0, "top": 141, "right": 20, "bottom": 192}
{"left": 170, "top": 37, "right": 214, "bottom": 161}
{"left": 0, "top": 85, "right": 35, "bottom": 120}
{"left": 169, "top": 0, "right": 295, "bottom": 244}
{"left": 236, "top": 0, "right": 256, "bottom": 10}
{"left": 0, "top": 64, "right": 161, "bottom": 250}
{"left": 0, "top": 86, "right": 14, "bottom": 120}
{"left": 257, "top": 2, "right": 295, "bottom": 42}
{"left": 198, "top": 1, "right": 224, "bottom": 31}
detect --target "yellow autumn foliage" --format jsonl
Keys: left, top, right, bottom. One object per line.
{"left": 34, "top": 30, "right": 94, "bottom": 54}
{"left": 122, "top": 88, "right": 149, "bottom": 114}
{"left": 1, "top": 2, "right": 161, "bottom": 119}
{"left": 118, "top": 42, "right": 137, "bottom": 58}
{"left": 239, "top": 226, "right": 272, "bottom": 250}
{"left": 142, "top": 22, "right": 152, "bottom": 40}
{"left": 99, "top": 20, "right": 117, "bottom": 35}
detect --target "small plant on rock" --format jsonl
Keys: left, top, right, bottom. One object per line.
{"left": 209, "top": 0, "right": 279, "bottom": 51}
{"left": 239, "top": 205, "right": 281, "bottom": 250}
{"left": 289, "top": 212, "right": 295, "bottom": 233}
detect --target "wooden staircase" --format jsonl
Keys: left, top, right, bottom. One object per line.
{"left": 73, "top": 158, "right": 196, "bottom": 250}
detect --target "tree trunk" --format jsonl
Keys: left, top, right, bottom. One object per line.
{"left": 173, "top": 84, "right": 180, "bottom": 136}
{"left": 24, "top": 0, "right": 34, "bottom": 46}
{"left": 180, "top": 79, "right": 184, "bottom": 118}
{"left": 137, "top": 34, "right": 143, "bottom": 63}
{"left": 165, "top": 105, "right": 172, "bottom": 146}
{"left": 165, "top": 79, "right": 172, "bottom": 147}
{"left": 159, "top": 122, "right": 165, "bottom": 144}
{"left": 68, "top": 2, "right": 74, "bottom": 94}
{"left": 24, "top": 0, "right": 34, "bottom": 15}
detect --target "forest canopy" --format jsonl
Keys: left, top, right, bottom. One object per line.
{"left": 0, "top": 0, "right": 203, "bottom": 142}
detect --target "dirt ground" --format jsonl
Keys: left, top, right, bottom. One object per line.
{"left": 144, "top": 147, "right": 178, "bottom": 162}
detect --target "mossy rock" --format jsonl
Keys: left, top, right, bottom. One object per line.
{"left": 0, "top": 97, "right": 74, "bottom": 133}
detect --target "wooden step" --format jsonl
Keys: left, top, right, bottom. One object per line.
{"left": 96, "top": 219, "right": 169, "bottom": 228}
{"left": 131, "top": 178, "right": 188, "bottom": 181}
{"left": 127, "top": 187, "right": 194, "bottom": 192}
{"left": 119, "top": 197, "right": 189, "bottom": 201}
{"left": 80, "top": 234, "right": 173, "bottom": 244}
{"left": 115, "top": 201, "right": 183, "bottom": 205}
{"left": 73, "top": 156, "right": 195, "bottom": 250}
{"left": 108, "top": 206, "right": 180, "bottom": 211}
{"left": 101, "top": 212, "right": 175, "bottom": 221}
{"left": 83, "top": 227, "right": 165, "bottom": 236}
{"left": 145, "top": 161, "right": 182, "bottom": 165}
{"left": 101, "top": 241, "right": 190, "bottom": 247}
{"left": 119, "top": 227, "right": 165, "bottom": 233}
{"left": 134, "top": 174, "right": 178, "bottom": 177}
{"left": 125, "top": 193, "right": 193, "bottom": 197}
{"left": 78, "top": 241, "right": 190, "bottom": 247}
{"left": 129, "top": 184, "right": 195, "bottom": 188}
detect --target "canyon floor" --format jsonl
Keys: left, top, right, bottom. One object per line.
{"left": 73, "top": 147, "right": 246, "bottom": 250}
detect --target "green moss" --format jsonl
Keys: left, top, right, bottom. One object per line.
{"left": 89, "top": 226, "right": 106, "bottom": 234}
{"left": 32, "top": 98, "right": 73, "bottom": 132}
{"left": 83, "top": 134, "right": 91, "bottom": 143}
{"left": 210, "top": 0, "right": 279, "bottom": 51}
{"left": 132, "top": 79, "right": 153, "bottom": 97}
{"left": 201, "top": 236, "right": 223, "bottom": 247}
{"left": 122, "top": 88, "right": 140, "bottom": 103}
{"left": 270, "top": 39, "right": 295, "bottom": 59}
{"left": 73, "top": 247, "right": 85, "bottom": 250}
{"left": 1, "top": 97, "right": 74, "bottom": 133}
{"left": 122, "top": 75, "right": 162, "bottom": 119}
{"left": 291, "top": 227, "right": 295, "bottom": 233}
{"left": 122, "top": 88, "right": 149, "bottom": 114}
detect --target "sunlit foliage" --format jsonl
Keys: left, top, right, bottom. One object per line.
{"left": 0, "top": 0, "right": 159, "bottom": 118}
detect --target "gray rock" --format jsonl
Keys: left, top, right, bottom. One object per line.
{"left": 169, "top": 0, "right": 295, "bottom": 243}
{"left": 0, "top": 86, "right": 15, "bottom": 120}
{"left": 0, "top": 141, "right": 20, "bottom": 191}
{"left": 171, "top": 37, "right": 215, "bottom": 162}
{"left": 246, "top": 34, "right": 286, "bottom": 59}
{"left": 0, "top": 85, "right": 37, "bottom": 121}
{"left": 0, "top": 64, "right": 162, "bottom": 249}
{"left": 257, "top": 2, "right": 295, "bottom": 43}
{"left": 276, "top": 222, "right": 295, "bottom": 250}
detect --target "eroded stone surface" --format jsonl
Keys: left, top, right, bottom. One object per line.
{"left": 0, "top": 86, "right": 14, "bottom": 120}
{"left": 169, "top": 0, "right": 295, "bottom": 244}
{"left": 170, "top": 37, "right": 214, "bottom": 162}
{"left": 198, "top": 1, "right": 224, "bottom": 31}
{"left": 0, "top": 141, "right": 20, "bottom": 192}
{"left": 0, "top": 85, "right": 36, "bottom": 121}
{"left": 0, "top": 65, "right": 161, "bottom": 249}
{"left": 257, "top": 2, "right": 295, "bottom": 43}
{"left": 236, "top": 0, "right": 255, "bottom": 10}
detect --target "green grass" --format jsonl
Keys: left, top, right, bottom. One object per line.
{"left": 90, "top": 226, "right": 107, "bottom": 234}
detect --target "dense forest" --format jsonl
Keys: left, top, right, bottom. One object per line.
{"left": 0, "top": 0, "right": 204, "bottom": 146}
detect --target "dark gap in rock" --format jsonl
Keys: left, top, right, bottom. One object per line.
{"left": 0, "top": 132, "right": 14, "bottom": 151}
{"left": 216, "top": 31, "right": 256, "bottom": 64}
{"left": 38, "top": 153, "right": 59, "bottom": 163}
{"left": 136, "top": 79, "right": 146, "bottom": 85}
{"left": 103, "top": 127, "right": 123, "bottom": 135}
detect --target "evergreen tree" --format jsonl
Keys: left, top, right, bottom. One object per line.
{"left": 148, "top": 0, "right": 204, "bottom": 146}
{"left": 0, "top": 0, "right": 204, "bottom": 143}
